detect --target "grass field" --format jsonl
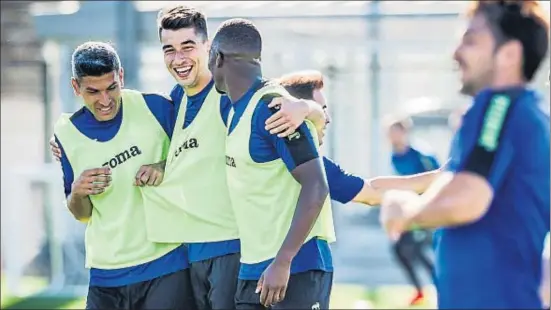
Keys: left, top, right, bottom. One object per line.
{"left": 1, "top": 276, "right": 436, "bottom": 309}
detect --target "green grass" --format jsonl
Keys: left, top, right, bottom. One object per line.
{"left": 1, "top": 276, "right": 435, "bottom": 309}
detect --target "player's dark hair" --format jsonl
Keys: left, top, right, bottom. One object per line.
{"left": 157, "top": 5, "right": 208, "bottom": 42}
{"left": 71, "top": 41, "right": 121, "bottom": 82}
{"left": 278, "top": 70, "right": 324, "bottom": 100}
{"left": 467, "top": 0, "right": 549, "bottom": 81}
{"left": 212, "top": 18, "right": 262, "bottom": 58}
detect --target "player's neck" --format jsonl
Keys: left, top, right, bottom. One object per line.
{"left": 226, "top": 69, "right": 261, "bottom": 104}
{"left": 491, "top": 74, "right": 526, "bottom": 91}
{"left": 392, "top": 143, "right": 409, "bottom": 154}
{"left": 183, "top": 70, "right": 213, "bottom": 97}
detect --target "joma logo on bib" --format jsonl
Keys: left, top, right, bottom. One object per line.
{"left": 102, "top": 145, "right": 142, "bottom": 169}
{"left": 174, "top": 138, "right": 199, "bottom": 157}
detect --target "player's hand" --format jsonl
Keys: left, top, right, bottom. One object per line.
{"left": 265, "top": 97, "right": 309, "bottom": 138}
{"left": 256, "top": 259, "right": 291, "bottom": 307}
{"left": 49, "top": 137, "right": 62, "bottom": 162}
{"left": 135, "top": 160, "right": 166, "bottom": 187}
{"left": 72, "top": 167, "right": 112, "bottom": 197}
{"left": 379, "top": 190, "right": 420, "bottom": 241}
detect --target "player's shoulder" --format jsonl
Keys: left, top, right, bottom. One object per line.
{"left": 68, "top": 106, "right": 88, "bottom": 123}
{"left": 410, "top": 140, "right": 436, "bottom": 157}
{"left": 170, "top": 84, "right": 185, "bottom": 102}
{"left": 140, "top": 91, "right": 174, "bottom": 105}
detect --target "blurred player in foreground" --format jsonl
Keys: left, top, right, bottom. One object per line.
{"left": 53, "top": 42, "right": 193, "bottom": 309}
{"left": 380, "top": 1, "right": 550, "bottom": 308}
{"left": 385, "top": 117, "right": 438, "bottom": 306}
{"left": 542, "top": 233, "right": 550, "bottom": 309}
{"left": 210, "top": 19, "right": 334, "bottom": 309}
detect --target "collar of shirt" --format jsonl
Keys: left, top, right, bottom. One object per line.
{"left": 474, "top": 86, "right": 537, "bottom": 107}
{"left": 230, "top": 77, "right": 264, "bottom": 114}
{"left": 187, "top": 79, "right": 214, "bottom": 106}
{"left": 81, "top": 100, "right": 124, "bottom": 127}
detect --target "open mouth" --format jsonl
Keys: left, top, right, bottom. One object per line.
{"left": 174, "top": 65, "right": 193, "bottom": 79}
{"left": 97, "top": 105, "right": 114, "bottom": 116}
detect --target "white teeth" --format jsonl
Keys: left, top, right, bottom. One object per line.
{"left": 175, "top": 66, "right": 192, "bottom": 74}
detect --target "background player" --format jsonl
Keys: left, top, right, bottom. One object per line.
{"left": 380, "top": 1, "right": 550, "bottom": 308}
{"left": 211, "top": 19, "right": 334, "bottom": 309}
{"left": 54, "top": 42, "right": 193, "bottom": 309}
{"left": 385, "top": 117, "right": 437, "bottom": 306}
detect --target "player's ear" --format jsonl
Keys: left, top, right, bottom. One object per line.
{"left": 71, "top": 78, "right": 80, "bottom": 96}
{"left": 216, "top": 51, "right": 224, "bottom": 68}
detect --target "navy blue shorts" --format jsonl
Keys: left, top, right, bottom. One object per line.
{"left": 190, "top": 253, "right": 241, "bottom": 310}
{"left": 85, "top": 269, "right": 194, "bottom": 310}
{"left": 235, "top": 270, "right": 333, "bottom": 309}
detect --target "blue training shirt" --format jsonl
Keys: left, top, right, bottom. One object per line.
{"left": 437, "top": 87, "right": 550, "bottom": 309}
{"left": 169, "top": 81, "right": 240, "bottom": 263}
{"left": 55, "top": 93, "right": 188, "bottom": 288}
{"left": 227, "top": 78, "right": 333, "bottom": 280}
{"left": 323, "top": 157, "right": 364, "bottom": 204}
{"left": 391, "top": 146, "right": 440, "bottom": 176}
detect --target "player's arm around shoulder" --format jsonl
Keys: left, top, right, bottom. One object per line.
{"left": 263, "top": 94, "right": 326, "bottom": 138}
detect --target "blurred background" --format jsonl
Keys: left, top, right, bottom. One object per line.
{"left": 1, "top": 1, "right": 549, "bottom": 309}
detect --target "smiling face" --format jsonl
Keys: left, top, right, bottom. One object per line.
{"left": 453, "top": 13, "right": 497, "bottom": 96}
{"left": 161, "top": 27, "right": 210, "bottom": 89}
{"left": 71, "top": 70, "right": 124, "bottom": 121}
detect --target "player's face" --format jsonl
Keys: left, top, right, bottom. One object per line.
{"left": 71, "top": 70, "right": 123, "bottom": 122}
{"left": 387, "top": 126, "right": 407, "bottom": 147}
{"left": 161, "top": 27, "right": 209, "bottom": 89}
{"left": 312, "top": 88, "right": 330, "bottom": 145}
{"left": 453, "top": 14, "right": 496, "bottom": 97}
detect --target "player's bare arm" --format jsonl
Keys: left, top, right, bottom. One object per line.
{"left": 381, "top": 171, "right": 493, "bottom": 238}
{"left": 350, "top": 183, "right": 383, "bottom": 206}
{"left": 265, "top": 97, "right": 326, "bottom": 138}
{"left": 257, "top": 158, "right": 329, "bottom": 307}
{"left": 369, "top": 159, "right": 449, "bottom": 195}
{"left": 411, "top": 171, "right": 492, "bottom": 228}
{"left": 68, "top": 167, "right": 112, "bottom": 222}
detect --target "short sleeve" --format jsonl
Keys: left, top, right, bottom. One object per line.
{"left": 254, "top": 100, "right": 319, "bottom": 172}
{"left": 455, "top": 94, "right": 515, "bottom": 191}
{"left": 323, "top": 156, "right": 364, "bottom": 204}
{"left": 142, "top": 93, "right": 176, "bottom": 138}
{"left": 55, "top": 135, "right": 74, "bottom": 198}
